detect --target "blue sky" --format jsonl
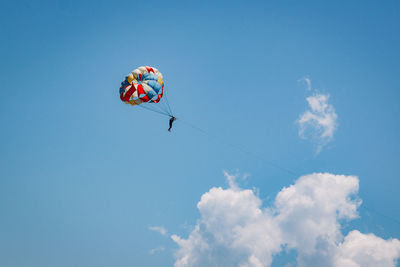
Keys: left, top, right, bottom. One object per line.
{"left": 1, "top": 0, "right": 400, "bottom": 266}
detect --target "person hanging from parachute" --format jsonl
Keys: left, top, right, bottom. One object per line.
{"left": 168, "top": 116, "right": 176, "bottom": 132}
{"left": 119, "top": 66, "right": 175, "bottom": 132}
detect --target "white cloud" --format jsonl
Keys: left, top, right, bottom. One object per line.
{"left": 275, "top": 173, "right": 360, "bottom": 267}
{"left": 297, "top": 93, "right": 338, "bottom": 154}
{"left": 299, "top": 76, "right": 312, "bottom": 91}
{"left": 171, "top": 172, "right": 400, "bottom": 267}
{"left": 171, "top": 172, "right": 281, "bottom": 267}
{"left": 149, "top": 226, "right": 167, "bottom": 236}
{"left": 149, "top": 246, "right": 166, "bottom": 255}
{"left": 335, "top": 230, "right": 400, "bottom": 267}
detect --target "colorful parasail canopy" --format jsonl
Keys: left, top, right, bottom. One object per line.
{"left": 119, "top": 66, "right": 172, "bottom": 116}
{"left": 120, "top": 66, "right": 164, "bottom": 105}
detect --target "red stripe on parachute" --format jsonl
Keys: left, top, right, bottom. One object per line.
{"left": 120, "top": 84, "right": 136, "bottom": 102}
{"left": 145, "top": 66, "right": 154, "bottom": 73}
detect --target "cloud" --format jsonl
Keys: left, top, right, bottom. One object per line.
{"left": 171, "top": 179, "right": 281, "bottom": 267}
{"left": 275, "top": 173, "right": 360, "bottom": 267}
{"left": 335, "top": 230, "right": 400, "bottom": 267}
{"left": 297, "top": 93, "right": 338, "bottom": 154}
{"left": 149, "top": 246, "right": 166, "bottom": 255}
{"left": 149, "top": 226, "right": 167, "bottom": 236}
{"left": 299, "top": 76, "right": 312, "bottom": 91}
{"left": 171, "top": 172, "right": 400, "bottom": 267}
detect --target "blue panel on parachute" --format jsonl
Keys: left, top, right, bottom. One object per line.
{"left": 147, "top": 80, "right": 162, "bottom": 93}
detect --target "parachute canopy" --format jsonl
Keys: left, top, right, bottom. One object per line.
{"left": 120, "top": 66, "right": 164, "bottom": 105}
{"left": 119, "top": 66, "right": 172, "bottom": 116}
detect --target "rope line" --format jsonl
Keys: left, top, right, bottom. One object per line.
{"left": 361, "top": 206, "right": 400, "bottom": 226}
{"left": 178, "top": 118, "right": 400, "bottom": 228}
{"left": 135, "top": 100, "right": 400, "bottom": 229}
{"left": 162, "top": 93, "right": 173, "bottom": 116}
{"left": 151, "top": 102, "right": 171, "bottom": 115}
{"left": 137, "top": 104, "right": 170, "bottom": 117}
{"left": 178, "top": 118, "right": 299, "bottom": 178}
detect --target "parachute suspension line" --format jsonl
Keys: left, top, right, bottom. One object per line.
{"left": 162, "top": 93, "right": 173, "bottom": 116}
{"left": 137, "top": 105, "right": 167, "bottom": 116}
{"left": 135, "top": 94, "right": 173, "bottom": 118}
{"left": 146, "top": 93, "right": 173, "bottom": 118}
{"left": 150, "top": 101, "right": 171, "bottom": 115}
{"left": 157, "top": 101, "right": 173, "bottom": 117}
{"left": 178, "top": 118, "right": 299, "bottom": 178}
{"left": 142, "top": 94, "right": 173, "bottom": 118}
{"left": 137, "top": 104, "right": 170, "bottom": 117}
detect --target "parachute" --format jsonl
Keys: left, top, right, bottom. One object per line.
{"left": 119, "top": 66, "right": 173, "bottom": 116}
